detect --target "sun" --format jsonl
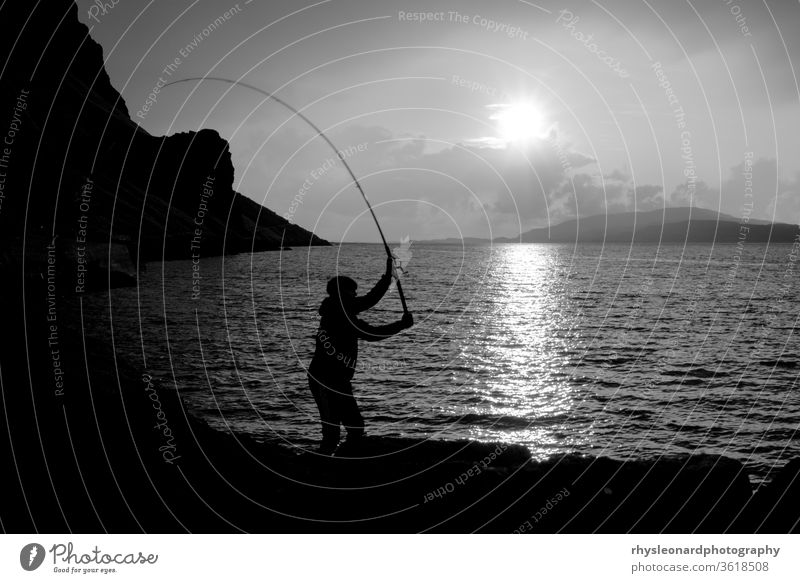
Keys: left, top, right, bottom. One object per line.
{"left": 490, "top": 102, "right": 547, "bottom": 144}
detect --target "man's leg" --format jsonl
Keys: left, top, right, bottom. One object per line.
{"left": 336, "top": 380, "right": 365, "bottom": 443}
{"left": 308, "top": 375, "right": 340, "bottom": 454}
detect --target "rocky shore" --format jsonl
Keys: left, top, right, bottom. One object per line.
{"left": 1, "top": 283, "right": 797, "bottom": 533}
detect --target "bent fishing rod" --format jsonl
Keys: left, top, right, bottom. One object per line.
{"left": 163, "top": 76, "right": 409, "bottom": 314}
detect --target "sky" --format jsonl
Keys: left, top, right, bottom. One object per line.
{"left": 76, "top": 0, "right": 800, "bottom": 242}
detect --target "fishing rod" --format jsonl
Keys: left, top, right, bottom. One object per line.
{"left": 163, "top": 76, "right": 409, "bottom": 314}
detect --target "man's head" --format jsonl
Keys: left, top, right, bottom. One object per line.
{"left": 327, "top": 275, "right": 357, "bottom": 298}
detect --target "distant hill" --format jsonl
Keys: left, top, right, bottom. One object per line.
{"left": 417, "top": 207, "right": 796, "bottom": 245}
{"left": 492, "top": 207, "right": 798, "bottom": 244}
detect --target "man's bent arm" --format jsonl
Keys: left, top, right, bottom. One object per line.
{"left": 352, "top": 273, "right": 391, "bottom": 313}
{"left": 353, "top": 317, "right": 406, "bottom": 341}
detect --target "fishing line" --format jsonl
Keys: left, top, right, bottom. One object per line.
{"left": 163, "top": 76, "right": 409, "bottom": 313}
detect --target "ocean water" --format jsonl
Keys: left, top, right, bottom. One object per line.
{"left": 85, "top": 242, "right": 800, "bottom": 484}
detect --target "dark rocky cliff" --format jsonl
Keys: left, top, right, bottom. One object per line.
{"left": 0, "top": 0, "right": 327, "bottom": 291}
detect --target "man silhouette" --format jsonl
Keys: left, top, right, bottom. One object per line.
{"left": 308, "top": 257, "right": 413, "bottom": 454}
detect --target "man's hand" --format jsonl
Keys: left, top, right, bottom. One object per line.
{"left": 401, "top": 311, "right": 414, "bottom": 329}
{"left": 385, "top": 256, "right": 394, "bottom": 277}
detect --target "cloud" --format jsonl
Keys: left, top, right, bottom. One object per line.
{"left": 548, "top": 171, "right": 663, "bottom": 217}
{"left": 667, "top": 157, "right": 800, "bottom": 223}
{"left": 634, "top": 184, "right": 665, "bottom": 210}
{"left": 669, "top": 179, "right": 719, "bottom": 208}
{"left": 255, "top": 123, "right": 604, "bottom": 238}
{"left": 237, "top": 124, "right": 800, "bottom": 241}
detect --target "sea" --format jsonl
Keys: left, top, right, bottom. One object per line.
{"left": 84, "top": 242, "right": 800, "bottom": 484}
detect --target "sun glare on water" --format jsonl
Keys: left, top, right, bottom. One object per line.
{"left": 491, "top": 101, "right": 548, "bottom": 144}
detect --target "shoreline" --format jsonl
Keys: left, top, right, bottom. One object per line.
{"left": 2, "top": 287, "right": 797, "bottom": 533}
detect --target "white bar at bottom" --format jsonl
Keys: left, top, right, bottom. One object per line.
{"left": 1, "top": 534, "right": 797, "bottom": 582}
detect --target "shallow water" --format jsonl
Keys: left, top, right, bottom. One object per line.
{"left": 84, "top": 242, "right": 800, "bottom": 484}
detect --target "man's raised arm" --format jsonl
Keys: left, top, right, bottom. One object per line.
{"left": 352, "top": 256, "right": 394, "bottom": 313}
